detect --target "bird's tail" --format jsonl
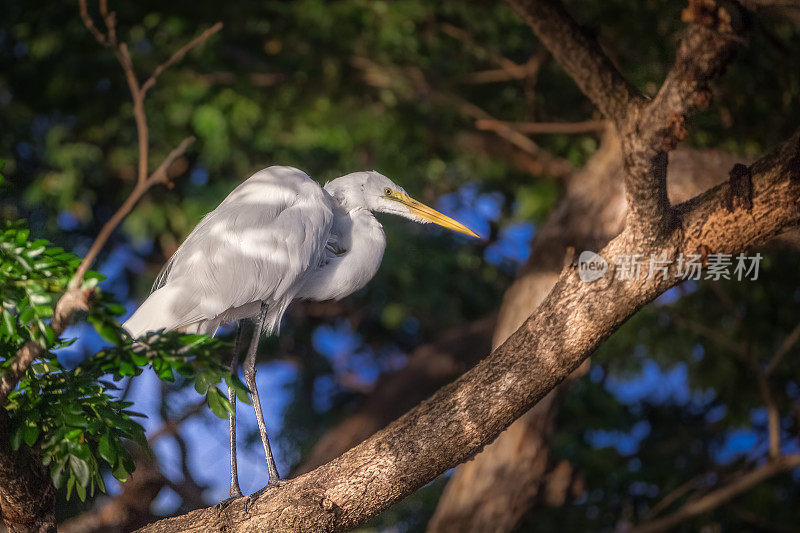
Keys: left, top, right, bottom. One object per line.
{"left": 122, "top": 284, "right": 200, "bottom": 338}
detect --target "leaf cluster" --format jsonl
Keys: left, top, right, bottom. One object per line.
{"left": 1, "top": 221, "right": 247, "bottom": 501}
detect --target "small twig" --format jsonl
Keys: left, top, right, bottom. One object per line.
{"left": 476, "top": 119, "right": 607, "bottom": 135}
{"left": 70, "top": 136, "right": 195, "bottom": 287}
{"left": 439, "top": 22, "right": 541, "bottom": 82}
{"left": 78, "top": 0, "right": 107, "bottom": 45}
{"left": 748, "top": 348, "right": 781, "bottom": 459}
{"left": 503, "top": 0, "right": 643, "bottom": 123}
{"left": 141, "top": 22, "right": 223, "bottom": 95}
{"left": 98, "top": 0, "right": 116, "bottom": 45}
{"left": 461, "top": 50, "right": 548, "bottom": 84}
{"left": 765, "top": 320, "right": 800, "bottom": 376}
{"left": 632, "top": 454, "right": 800, "bottom": 533}
{"left": 671, "top": 313, "right": 747, "bottom": 356}
{"left": 350, "top": 55, "right": 572, "bottom": 176}
{"left": 643, "top": 475, "right": 703, "bottom": 520}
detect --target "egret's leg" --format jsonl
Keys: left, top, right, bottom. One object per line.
{"left": 227, "top": 322, "right": 245, "bottom": 499}
{"left": 243, "top": 302, "right": 281, "bottom": 486}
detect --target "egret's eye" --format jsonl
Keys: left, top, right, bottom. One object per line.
{"left": 383, "top": 187, "right": 392, "bottom": 196}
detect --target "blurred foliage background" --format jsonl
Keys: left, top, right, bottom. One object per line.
{"left": 2, "top": 0, "right": 800, "bottom": 531}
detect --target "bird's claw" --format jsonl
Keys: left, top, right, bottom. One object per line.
{"left": 243, "top": 479, "right": 287, "bottom": 513}
{"left": 215, "top": 493, "right": 243, "bottom": 514}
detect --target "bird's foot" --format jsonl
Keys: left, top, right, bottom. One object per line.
{"left": 215, "top": 489, "right": 245, "bottom": 513}
{"left": 244, "top": 479, "right": 287, "bottom": 512}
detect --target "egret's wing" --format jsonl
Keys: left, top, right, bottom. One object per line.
{"left": 151, "top": 253, "right": 175, "bottom": 292}
{"left": 125, "top": 166, "right": 335, "bottom": 335}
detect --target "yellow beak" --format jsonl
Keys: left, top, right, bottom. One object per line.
{"left": 388, "top": 192, "right": 480, "bottom": 238}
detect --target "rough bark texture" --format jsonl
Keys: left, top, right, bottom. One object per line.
{"left": 0, "top": 412, "right": 56, "bottom": 533}
{"left": 136, "top": 129, "right": 800, "bottom": 532}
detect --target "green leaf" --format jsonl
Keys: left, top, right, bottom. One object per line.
{"left": 112, "top": 462, "right": 129, "bottom": 483}
{"left": 206, "top": 386, "right": 231, "bottom": 419}
{"left": 225, "top": 375, "right": 252, "bottom": 405}
{"left": 23, "top": 423, "right": 39, "bottom": 446}
{"left": 69, "top": 455, "right": 90, "bottom": 487}
{"left": 93, "top": 321, "right": 122, "bottom": 344}
{"left": 194, "top": 372, "right": 210, "bottom": 395}
{"left": 105, "top": 303, "right": 126, "bottom": 315}
{"left": 9, "top": 423, "right": 24, "bottom": 451}
{"left": 98, "top": 432, "right": 117, "bottom": 465}
{"left": 75, "top": 478, "right": 86, "bottom": 502}
{"left": 66, "top": 473, "right": 75, "bottom": 500}
{"left": 19, "top": 306, "right": 35, "bottom": 325}
{"left": 95, "top": 470, "right": 106, "bottom": 493}
{"left": 51, "top": 461, "right": 67, "bottom": 490}
{"left": 1, "top": 310, "right": 16, "bottom": 337}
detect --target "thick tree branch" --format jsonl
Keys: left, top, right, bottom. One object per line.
{"left": 138, "top": 129, "right": 800, "bottom": 532}
{"left": 621, "top": 0, "right": 747, "bottom": 236}
{"left": 506, "top": 0, "right": 748, "bottom": 238}
{"left": 632, "top": 454, "right": 800, "bottom": 533}
{"left": 503, "top": 0, "right": 643, "bottom": 124}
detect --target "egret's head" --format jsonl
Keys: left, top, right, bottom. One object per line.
{"left": 325, "top": 171, "right": 479, "bottom": 238}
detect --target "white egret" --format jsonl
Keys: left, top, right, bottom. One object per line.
{"left": 123, "top": 165, "right": 478, "bottom": 498}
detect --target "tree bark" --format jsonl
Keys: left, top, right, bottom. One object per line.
{"left": 0, "top": 412, "right": 56, "bottom": 533}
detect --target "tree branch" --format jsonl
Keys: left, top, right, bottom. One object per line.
{"left": 621, "top": 0, "right": 747, "bottom": 236}
{"left": 746, "top": 348, "right": 782, "bottom": 459}
{"left": 475, "top": 119, "right": 607, "bottom": 135}
{"left": 460, "top": 52, "right": 547, "bottom": 84}
{"left": 506, "top": 0, "right": 748, "bottom": 238}
{"left": 503, "top": 0, "right": 644, "bottom": 124}
{"left": 439, "top": 22, "right": 547, "bottom": 85}
{"left": 70, "top": 136, "right": 195, "bottom": 288}
{"left": 765, "top": 320, "right": 800, "bottom": 375}
{"left": 137, "top": 129, "right": 800, "bottom": 533}
{"left": 140, "top": 22, "right": 223, "bottom": 95}
{"left": 632, "top": 454, "right": 800, "bottom": 533}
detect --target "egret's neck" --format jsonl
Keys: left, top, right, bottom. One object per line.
{"left": 324, "top": 178, "right": 368, "bottom": 212}
{"left": 296, "top": 208, "right": 386, "bottom": 302}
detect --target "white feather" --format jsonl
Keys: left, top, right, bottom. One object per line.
{"left": 123, "top": 166, "right": 393, "bottom": 338}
